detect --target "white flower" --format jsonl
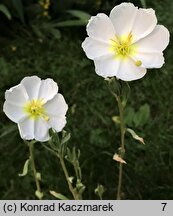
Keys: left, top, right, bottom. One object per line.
{"left": 82, "top": 3, "right": 170, "bottom": 81}
{"left": 3, "top": 76, "right": 68, "bottom": 142}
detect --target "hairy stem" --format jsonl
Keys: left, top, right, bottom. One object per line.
{"left": 28, "top": 141, "right": 42, "bottom": 199}
{"left": 116, "top": 95, "right": 125, "bottom": 200}
{"left": 59, "top": 155, "right": 80, "bottom": 200}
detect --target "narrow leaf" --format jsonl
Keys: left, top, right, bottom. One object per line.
{"left": 0, "top": 4, "right": 11, "bottom": 20}
{"left": 133, "top": 104, "right": 150, "bottom": 127}
{"left": 18, "top": 159, "right": 30, "bottom": 177}
{"left": 124, "top": 106, "right": 135, "bottom": 126}
{"left": 95, "top": 184, "right": 105, "bottom": 200}
{"left": 49, "top": 28, "right": 61, "bottom": 40}
{"left": 67, "top": 10, "right": 90, "bottom": 21}
{"left": 61, "top": 132, "right": 71, "bottom": 145}
{"left": 126, "top": 128, "right": 145, "bottom": 144}
{"left": 49, "top": 191, "right": 69, "bottom": 200}
{"left": 31, "top": 24, "right": 45, "bottom": 39}
{"left": 54, "top": 20, "right": 87, "bottom": 27}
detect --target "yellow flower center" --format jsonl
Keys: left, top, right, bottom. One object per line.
{"left": 24, "top": 99, "right": 49, "bottom": 121}
{"left": 110, "top": 32, "right": 142, "bottom": 66}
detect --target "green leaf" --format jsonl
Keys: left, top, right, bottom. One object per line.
{"left": 49, "top": 28, "right": 61, "bottom": 40}
{"left": 67, "top": 10, "right": 90, "bottom": 21}
{"left": 105, "top": 77, "right": 121, "bottom": 97}
{"left": 12, "top": 0, "right": 25, "bottom": 24}
{"left": 31, "top": 24, "right": 45, "bottom": 39}
{"left": 61, "top": 131, "right": 71, "bottom": 145}
{"left": 18, "top": 159, "right": 30, "bottom": 177}
{"left": 65, "top": 147, "right": 73, "bottom": 162}
{"left": 41, "top": 23, "right": 61, "bottom": 40}
{"left": 49, "top": 128, "right": 60, "bottom": 148}
{"left": 49, "top": 190, "right": 69, "bottom": 200}
{"left": 65, "top": 147, "right": 77, "bottom": 163}
{"left": 124, "top": 107, "right": 135, "bottom": 126}
{"left": 54, "top": 20, "right": 87, "bottom": 27}
{"left": 0, "top": 4, "right": 11, "bottom": 20}
{"left": 95, "top": 184, "right": 106, "bottom": 200}
{"left": 76, "top": 180, "right": 85, "bottom": 195}
{"left": 133, "top": 104, "right": 150, "bottom": 127}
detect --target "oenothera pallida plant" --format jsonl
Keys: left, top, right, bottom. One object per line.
{"left": 3, "top": 76, "right": 85, "bottom": 200}
{"left": 82, "top": 2, "right": 170, "bottom": 199}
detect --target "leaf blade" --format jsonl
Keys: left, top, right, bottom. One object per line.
{"left": 0, "top": 4, "right": 11, "bottom": 20}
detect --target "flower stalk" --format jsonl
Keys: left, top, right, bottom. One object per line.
{"left": 58, "top": 154, "right": 80, "bottom": 200}
{"left": 116, "top": 95, "right": 125, "bottom": 200}
{"left": 46, "top": 130, "right": 83, "bottom": 200}
{"left": 106, "top": 78, "right": 127, "bottom": 199}
{"left": 28, "top": 141, "right": 43, "bottom": 199}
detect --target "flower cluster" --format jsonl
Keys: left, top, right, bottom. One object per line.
{"left": 3, "top": 3, "right": 170, "bottom": 141}
{"left": 1, "top": 2, "right": 171, "bottom": 200}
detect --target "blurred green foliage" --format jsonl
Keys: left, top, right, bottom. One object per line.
{"left": 0, "top": 0, "right": 173, "bottom": 200}
{"left": 0, "top": 4, "right": 11, "bottom": 20}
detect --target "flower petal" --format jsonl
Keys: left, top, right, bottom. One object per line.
{"left": 44, "top": 94, "right": 68, "bottom": 117}
{"left": 93, "top": 54, "right": 120, "bottom": 78}
{"left": 135, "top": 52, "right": 165, "bottom": 68}
{"left": 38, "top": 78, "right": 58, "bottom": 103}
{"left": 86, "top": 13, "right": 115, "bottom": 42}
{"left": 110, "top": 3, "right": 138, "bottom": 37}
{"left": 48, "top": 116, "right": 67, "bottom": 132}
{"left": 18, "top": 118, "right": 35, "bottom": 140}
{"left": 135, "top": 25, "right": 170, "bottom": 52}
{"left": 3, "top": 102, "right": 26, "bottom": 123}
{"left": 131, "top": 8, "right": 157, "bottom": 42}
{"left": 116, "top": 58, "right": 147, "bottom": 81}
{"left": 34, "top": 118, "right": 50, "bottom": 142}
{"left": 3, "top": 85, "right": 28, "bottom": 123}
{"left": 82, "top": 37, "right": 111, "bottom": 60}
{"left": 4, "top": 84, "right": 28, "bottom": 105}
{"left": 21, "top": 76, "right": 41, "bottom": 100}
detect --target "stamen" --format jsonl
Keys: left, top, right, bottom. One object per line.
{"left": 135, "top": 60, "right": 142, "bottom": 67}
{"left": 110, "top": 32, "right": 136, "bottom": 58}
{"left": 24, "top": 99, "right": 49, "bottom": 121}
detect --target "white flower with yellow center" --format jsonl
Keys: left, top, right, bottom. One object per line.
{"left": 82, "top": 3, "right": 170, "bottom": 81}
{"left": 3, "top": 76, "right": 68, "bottom": 142}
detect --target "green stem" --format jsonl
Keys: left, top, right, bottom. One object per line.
{"left": 28, "top": 141, "right": 42, "bottom": 199}
{"left": 58, "top": 155, "right": 80, "bottom": 200}
{"left": 116, "top": 95, "right": 125, "bottom": 200}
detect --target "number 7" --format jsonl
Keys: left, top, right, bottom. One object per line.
{"left": 161, "top": 203, "right": 167, "bottom": 211}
